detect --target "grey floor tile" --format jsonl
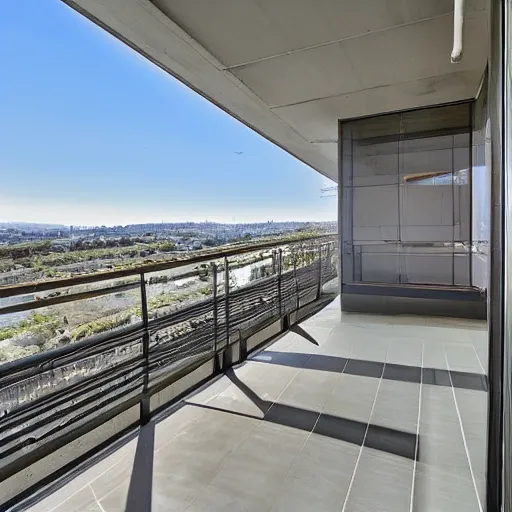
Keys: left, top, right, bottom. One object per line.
{"left": 450, "top": 371, "right": 488, "bottom": 391}
{"left": 313, "top": 413, "right": 366, "bottom": 446}
{"left": 322, "top": 373, "right": 379, "bottom": 424}
{"left": 89, "top": 455, "right": 135, "bottom": 503}
{"left": 21, "top": 302, "right": 492, "bottom": 512}
{"left": 343, "top": 359, "right": 384, "bottom": 379}
{"left": 364, "top": 423, "right": 417, "bottom": 460}
{"left": 350, "top": 338, "right": 390, "bottom": 363}
{"left": 185, "top": 375, "right": 233, "bottom": 405}
{"left": 26, "top": 483, "right": 93, "bottom": 512}
{"left": 156, "top": 409, "right": 257, "bottom": 465}
{"left": 250, "top": 350, "right": 310, "bottom": 368}
{"left": 345, "top": 448, "right": 414, "bottom": 512}
{"left": 49, "top": 486, "right": 99, "bottom": 512}
{"left": 288, "top": 433, "right": 359, "bottom": 489}
{"left": 187, "top": 485, "right": 270, "bottom": 512}
{"left": 423, "top": 342, "right": 449, "bottom": 370}
{"left": 475, "top": 477, "right": 486, "bottom": 509}
{"left": 419, "top": 386, "right": 460, "bottom": 439}
{"left": 453, "top": 388, "right": 488, "bottom": 436}
{"left": 465, "top": 433, "right": 487, "bottom": 484}
{"left": 383, "top": 363, "right": 421, "bottom": 384}
{"left": 418, "top": 433, "right": 469, "bottom": 470}
{"left": 422, "top": 368, "right": 451, "bottom": 387}
{"left": 474, "top": 345, "right": 488, "bottom": 373}
{"left": 98, "top": 479, "right": 131, "bottom": 512}
{"left": 289, "top": 325, "right": 333, "bottom": 350}
{"left": 265, "top": 403, "right": 319, "bottom": 432}
{"left": 153, "top": 442, "right": 222, "bottom": 487}
{"left": 370, "top": 380, "right": 420, "bottom": 433}
{"left": 322, "top": 327, "right": 358, "bottom": 358}
{"left": 271, "top": 474, "right": 345, "bottom": 512}
{"left": 223, "top": 421, "right": 308, "bottom": 474}
{"left": 445, "top": 343, "right": 483, "bottom": 373}
{"left": 305, "top": 353, "right": 348, "bottom": 373}
{"left": 150, "top": 473, "right": 207, "bottom": 512}
{"left": 386, "top": 339, "right": 423, "bottom": 367}
{"left": 413, "top": 463, "right": 480, "bottom": 512}
{"left": 206, "top": 457, "right": 288, "bottom": 510}
{"left": 189, "top": 380, "right": 268, "bottom": 418}
{"left": 237, "top": 362, "right": 301, "bottom": 403}
{"left": 27, "top": 437, "right": 139, "bottom": 512}
{"left": 276, "top": 366, "right": 341, "bottom": 411}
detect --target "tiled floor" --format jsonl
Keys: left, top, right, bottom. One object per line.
{"left": 24, "top": 298, "right": 488, "bottom": 511}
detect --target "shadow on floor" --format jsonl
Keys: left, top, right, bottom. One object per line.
{"left": 188, "top": 368, "right": 418, "bottom": 460}
{"left": 289, "top": 325, "right": 319, "bottom": 346}
{"left": 251, "top": 350, "right": 488, "bottom": 391}
{"left": 125, "top": 421, "right": 155, "bottom": 512}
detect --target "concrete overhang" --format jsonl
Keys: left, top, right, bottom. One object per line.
{"left": 63, "top": 0, "right": 489, "bottom": 181}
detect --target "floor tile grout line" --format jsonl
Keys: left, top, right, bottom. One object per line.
{"left": 409, "top": 342, "right": 424, "bottom": 512}
{"left": 471, "top": 343, "right": 487, "bottom": 375}
{"left": 341, "top": 343, "right": 390, "bottom": 512}
{"left": 186, "top": 335, "right": 333, "bottom": 511}
{"left": 444, "top": 349, "right": 484, "bottom": 512}
{"left": 88, "top": 483, "right": 106, "bottom": 512}
{"left": 38, "top": 435, "right": 138, "bottom": 511}
{"left": 280, "top": 355, "right": 351, "bottom": 492}
{"left": 183, "top": 346, "right": 315, "bottom": 507}
{"left": 273, "top": 341, "right": 354, "bottom": 509}
{"left": 46, "top": 482, "right": 91, "bottom": 512}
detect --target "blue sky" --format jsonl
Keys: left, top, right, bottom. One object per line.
{"left": 0, "top": 1, "right": 336, "bottom": 226}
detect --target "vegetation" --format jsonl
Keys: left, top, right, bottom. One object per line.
{"left": 148, "top": 286, "right": 212, "bottom": 311}
{"left": 0, "top": 240, "right": 52, "bottom": 260}
{"left": 70, "top": 286, "right": 213, "bottom": 341}
{"left": 0, "top": 230, "right": 332, "bottom": 285}
{"left": 71, "top": 310, "right": 135, "bottom": 341}
{"left": 0, "top": 234, "right": 334, "bottom": 365}
{"left": 0, "top": 312, "right": 60, "bottom": 342}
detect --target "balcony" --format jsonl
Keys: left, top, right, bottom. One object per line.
{"left": 0, "top": 236, "right": 338, "bottom": 508}
{"left": 2, "top": 264, "right": 487, "bottom": 511}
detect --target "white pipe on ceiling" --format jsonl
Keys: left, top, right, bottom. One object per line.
{"left": 451, "top": 0, "right": 464, "bottom": 63}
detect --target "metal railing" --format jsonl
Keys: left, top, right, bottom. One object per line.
{"left": 0, "top": 235, "right": 337, "bottom": 486}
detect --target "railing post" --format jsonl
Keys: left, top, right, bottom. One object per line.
{"left": 326, "top": 243, "right": 331, "bottom": 279}
{"left": 293, "top": 248, "right": 300, "bottom": 312}
{"left": 211, "top": 262, "right": 219, "bottom": 372}
{"left": 317, "top": 245, "right": 323, "bottom": 299}
{"left": 278, "top": 248, "right": 283, "bottom": 319}
{"left": 139, "top": 272, "right": 150, "bottom": 424}
{"left": 224, "top": 257, "right": 230, "bottom": 349}
{"left": 272, "top": 250, "right": 277, "bottom": 275}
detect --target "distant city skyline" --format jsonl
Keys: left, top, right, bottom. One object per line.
{"left": 0, "top": 1, "right": 336, "bottom": 227}
{"left": 0, "top": 220, "right": 336, "bottom": 230}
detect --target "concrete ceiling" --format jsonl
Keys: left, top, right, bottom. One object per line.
{"left": 65, "top": 0, "right": 489, "bottom": 181}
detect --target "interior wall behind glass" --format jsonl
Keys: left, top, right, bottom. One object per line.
{"left": 341, "top": 104, "right": 472, "bottom": 286}
{"left": 472, "top": 76, "right": 490, "bottom": 291}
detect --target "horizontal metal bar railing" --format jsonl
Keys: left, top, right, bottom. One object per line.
{"left": 0, "top": 281, "right": 141, "bottom": 316}
{"left": 0, "top": 237, "right": 338, "bottom": 492}
{"left": 0, "top": 233, "right": 336, "bottom": 299}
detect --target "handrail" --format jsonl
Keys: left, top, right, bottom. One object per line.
{"left": 0, "top": 237, "right": 338, "bottom": 494}
{"left": 0, "top": 233, "right": 336, "bottom": 299}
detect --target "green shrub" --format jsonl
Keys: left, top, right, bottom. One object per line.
{"left": 0, "top": 312, "right": 60, "bottom": 341}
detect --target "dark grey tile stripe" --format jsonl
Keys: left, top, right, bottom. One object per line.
{"left": 422, "top": 368, "right": 452, "bottom": 387}
{"left": 344, "top": 358, "right": 383, "bottom": 379}
{"left": 365, "top": 423, "right": 418, "bottom": 460}
{"left": 186, "top": 402, "right": 418, "bottom": 461}
{"left": 252, "top": 351, "right": 488, "bottom": 391}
